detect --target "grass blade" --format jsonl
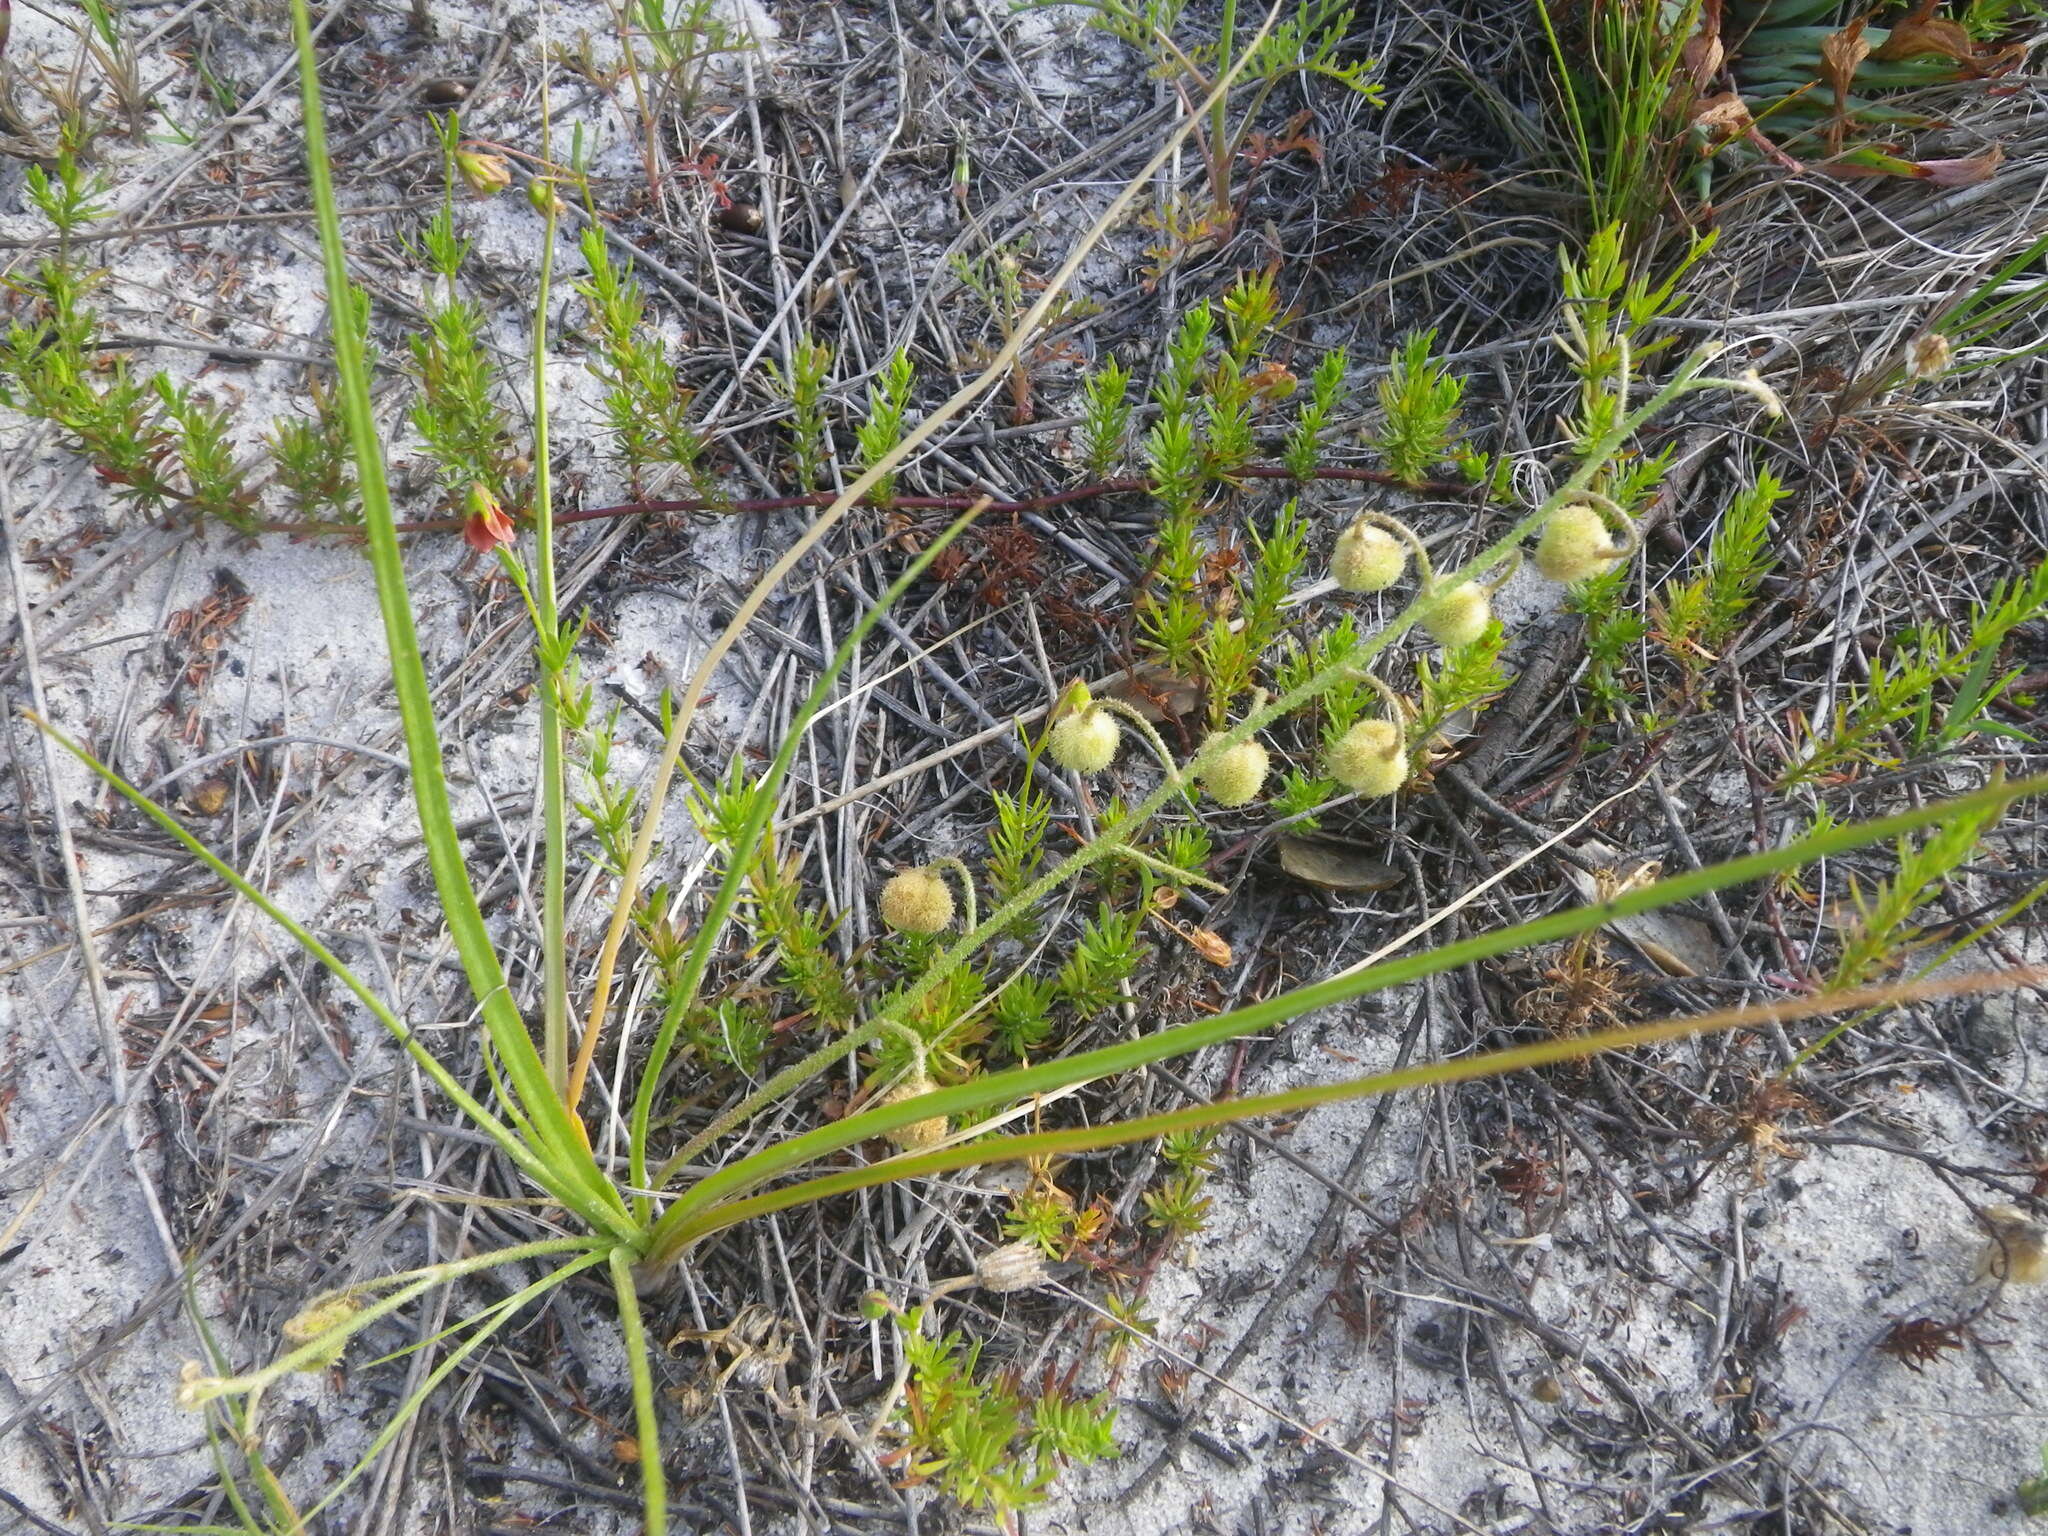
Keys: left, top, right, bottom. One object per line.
{"left": 286, "top": 0, "right": 619, "bottom": 1221}
{"left": 669, "top": 963, "right": 2048, "bottom": 1245}
{"left": 28, "top": 714, "right": 630, "bottom": 1235}
{"left": 644, "top": 771, "right": 2045, "bottom": 1265}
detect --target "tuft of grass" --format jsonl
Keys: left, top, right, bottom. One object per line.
{"left": 1535, "top": 0, "right": 1700, "bottom": 242}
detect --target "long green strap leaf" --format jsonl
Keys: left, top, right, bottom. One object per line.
{"left": 644, "top": 771, "right": 2045, "bottom": 1265}
{"left": 287, "top": 0, "right": 622, "bottom": 1227}
{"left": 30, "top": 715, "right": 626, "bottom": 1234}
{"left": 666, "top": 962, "right": 2045, "bottom": 1246}
{"left": 610, "top": 1246, "right": 668, "bottom": 1532}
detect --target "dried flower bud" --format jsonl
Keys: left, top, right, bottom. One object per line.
{"left": 878, "top": 1076, "right": 947, "bottom": 1151}
{"left": 527, "top": 179, "right": 567, "bottom": 218}
{"left": 1049, "top": 688, "right": 1120, "bottom": 774}
{"left": 454, "top": 149, "right": 511, "bottom": 195}
{"left": 879, "top": 867, "right": 954, "bottom": 935}
{"left": 1737, "top": 368, "right": 1784, "bottom": 419}
{"left": 1976, "top": 1205, "right": 2047, "bottom": 1285}
{"left": 175, "top": 1360, "right": 211, "bottom": 1410}
{"left": 1534, "top": 504, "right": 1623, "bottom": 584}
{"left": 1905, "top": 331, "right": 1952, "bottom": 381}
{"left": 1419, "top": 582, "right": 1492, "bottom": 648}
{"left": 974, "top": 1241, "right": 1053, "bottom": 1293}
{"left": 1198, "top": 733, "right": 1269, "bottom": 807}
{"left": 1331, "top": 519, "right": 1407, "bottom": 593}
{"left": 1327, "top": 719, "right": 1409, "bottom": 798}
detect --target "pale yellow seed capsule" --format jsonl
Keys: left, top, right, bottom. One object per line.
{"left": 879, "top": 1077, "right": 947, "bottom": 1151}
{"left": 1905, "top": 331, "right": 1952, "bottom": 380}
{"left": 1976, "top": 1205, "right": 2048, "bottom": 1285}
{"left": 975, "top": 1241, "right": 1053, "bottom": 1293}
{"left": 1534, "top": 504, "right": 1623, "bottom": 584}
{"left": 1050, "top": 706, "right": 1120, "bottom": 774}
{"left": 1199, "top": 734, "right": 1269, "bottom": 807}
{"left": 1327, "top": 719, "right": 1409, "bottom": 798}
{"left": 1420, "top": 583, "right": 1492, "bottom": 648}
{"left": 1331, "top": 520, "right": 1407, "bottom": 593}
{"left": 879, "top": 868, "right": 954, "bottom": 935}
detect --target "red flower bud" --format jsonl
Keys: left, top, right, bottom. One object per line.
{"left": 461, "top": 483, "right": 515, "bottom": 552}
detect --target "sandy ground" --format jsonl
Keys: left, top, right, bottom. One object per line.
{"left": 4, "top": 0, "right": 2048, "bottom": 1533}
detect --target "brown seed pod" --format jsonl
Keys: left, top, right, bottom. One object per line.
{"left": 421, "top": 78, "right": 470, "bottom": 106}
{"left": 186, "top": 778, "right": 230, "bottom": 816}
{"left": 716, "top": 201, "right": 765, "bottom": 235}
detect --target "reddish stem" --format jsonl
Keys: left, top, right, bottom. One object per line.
{"left": 261, "top": 463, "right": 1484, "bottom": 540}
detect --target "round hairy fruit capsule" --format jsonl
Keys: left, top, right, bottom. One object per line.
{"left": 975, "top": 1241, "right": 1053, "bottom": 1293}
{"left": 1199, "top": 734, "right": 1269, "bottom": 807}
{"left": 880, "top": 867, "right": 954, "bottom": 935}
{"left": 1420, "top": 582, "right": 1492, "bottom": 648}
{"left": 1331, "top": 519, "right": 1407, "bottom": 593}
{"left": 1534, "top": 504, "right": 1623, "bottom": 584}
{"left": 1050, "top": 703, "right": 1120, "bottom": 774}
{"left": 879, "top": 1076, "right": 947, "bottom": 1151}
{"left": 1327, "top": 719, "right": 1409, "bottom": 799}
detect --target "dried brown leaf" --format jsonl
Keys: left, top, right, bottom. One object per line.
{"left": 1278, "top": 837, "right": 1404, "bottom": 892}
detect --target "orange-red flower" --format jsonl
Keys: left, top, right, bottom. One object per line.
{"left": 461, "top": 483, "right": 515, "bottom": 552}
